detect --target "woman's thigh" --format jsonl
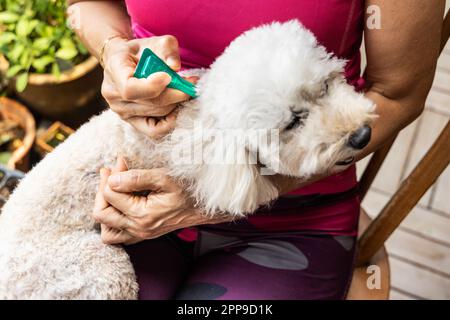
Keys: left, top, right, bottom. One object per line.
{"left": 174, "top": 233, "right": 356, "bottom": 300}
{"left": 124, "top": 233, "right": 192, "bottom": 300}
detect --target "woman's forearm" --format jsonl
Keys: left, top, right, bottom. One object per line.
{"left": 355, "top": 90, "right": 427, "bottom": 161}
{"left": 67, "top": 1, "right": 133, "bottom": 60}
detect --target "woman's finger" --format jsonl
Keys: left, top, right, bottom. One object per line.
{"left": 106, "top": 52, "right": 138, "bottom": 97}
{"left": 93, "top": 206, "right": 133, "bottom": 230}
{"left": 113, "top": 155, "right": 129, "bottom": 174}
{"left": 145, "top": 109, "right": 178, "bottom": 137}
{"left": 107, "top": 167, "right": 174, "bottom": 193}
{"left": 127, "top": 113, "right": 177, "bottom": 139}
{"left": 107, "top": 48, "right": 171, "bottom": 101}
{"left": 121, "top": 72, "right": 172, "bottom": 101}
{"left": 103, "top": 184, "right": 146, "bottom": 217}
{"left": 147, "top": 87, "right": 190, "bottom": 107}
{"left": 153, "top": 35, "right": 181, "bottom": 71}
{"left": 93, "top": 168, "right": 111, "bottom": 213}
{"left": 100, "top": 224, "right": 136, "bottom": 245}
{"left": 111, "top": 100, "right": 178, "bottom": 118}
{"left": 128, "top": 35, "right": 181, "bottom": 71}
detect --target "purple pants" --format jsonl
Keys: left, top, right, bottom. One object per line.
{"left": 124, "top": 220, "right": 356, "bottom": 300}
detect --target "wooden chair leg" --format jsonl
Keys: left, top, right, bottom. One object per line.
{"left": 441, "top": 9, "right": 450, "bottom": 52}
{"left": 356, "top": 120, "right": 450, "bottom": 267}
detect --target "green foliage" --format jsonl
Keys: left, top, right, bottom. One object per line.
{"left": 0, "top": 0, "right": 89, "bottom": 92}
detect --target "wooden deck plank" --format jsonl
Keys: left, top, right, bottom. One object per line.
{"left": 390, "top": 257, "right": 450, "bottom": 300}
{"left": 370, "top": 119, "right": 418, "bottom": 194}
{"left": 386, "top": 228, "right": 450, "bottom": 276}
{"left": 426, "top": 88, "right": 450, "bottom": 117}
{"left": 426, "top": 65, "right": 450, "bottom": 116}
{"left": 389, "top": 288, "right": 417, "bottom": 300}
{"left": 362, "top": 190, "right": 450, "bottom": 245}
{"left": 432, "top": 166, "right": 450, "bottom": 214}
{"left": 433, "top": 67, "right": 450, "bottom": 90}
{"left": 402, "top": 110, "right": 448, "bottom": 207}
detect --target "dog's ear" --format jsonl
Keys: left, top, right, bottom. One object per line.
{"left": 193, "top": 135, "right": 279, "bottom": 216}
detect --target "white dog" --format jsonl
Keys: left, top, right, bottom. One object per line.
{"left": 0, "top": 20, "right": 374, "bottom": 299}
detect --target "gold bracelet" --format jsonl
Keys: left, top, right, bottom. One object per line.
{"left": 99, "top": 35, "right": 127, "bottom": 68}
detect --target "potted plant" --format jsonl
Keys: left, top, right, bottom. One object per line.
{"left": 0, "top": 96, "right": 36, "bottom": 171}
{"left": 0, "top": 0, "right": 102, "bottom": 118}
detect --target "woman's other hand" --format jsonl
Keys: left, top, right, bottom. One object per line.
{"left": 92, "top": 157, "right": 233, "bottom": 245}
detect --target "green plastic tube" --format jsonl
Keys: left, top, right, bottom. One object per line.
{"left": 133, "top": 48, "right": 197, "bottom": 98}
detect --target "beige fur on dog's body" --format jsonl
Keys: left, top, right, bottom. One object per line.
{"left": 0, "top": 21, "right": 374, "bottom": 299}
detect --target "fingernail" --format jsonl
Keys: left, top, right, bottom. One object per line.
{"left": 161, "top": 73, "right": 172, "bottom": 85}
{"left": 150, "top": 72, "right": 171, "bottom": 86}
{"left": 108, "top": 174, "right": 120, "bottom": 188}
{"left": 166, "top": 56, "right": 180, "bottom": 70}
{"left": 190, "top": 76, "right": 200, "bottom": 82}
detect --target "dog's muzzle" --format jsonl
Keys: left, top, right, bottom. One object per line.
{"left": 347, "top": 125, "right": 371, "bottom": 150}
{"left": 336, "top": 125, "right": 371, "bottom": 166}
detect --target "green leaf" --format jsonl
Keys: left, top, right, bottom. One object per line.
{"left": 0, "top": 152, "right": 12, "bottom": 165}
{"left": 6, "top": 65, "right": 23, "bottom": 78}
{"left": 33, "top": 37, "right": 51, "bottom": 50}
{"left": 19, "top": 49, "right": 31, "bottom": 67}
{"left": 16, "top": 19, "right": 30, "bottom": 37}
{"left": 0, "top": 32, "right": 16, "bottom": 45}
{"left": 15, "top": 72, "right": 28, "bottom": 92}
{"left": 42, "top": 25, "right": 55, "bottom": 38}
{"left": 55, "top": 47, "right": 77, "bottom": 60}
{"left": 76, "top": 41, "right": 88, "bottom": 55}
{"left": 8, "top": 44, "right": 24, "bottom": 62}
{"left": 51, "top": 62, "right": 60, "bottom": 78}
{"left": 0, "top": 12, "right": 19, "bottom": 23}
{"left": 60, "top": 38, "right": 76, "bottom": 49}
{"left": 27, "top": 20, "right": 40, "bottom": 33}
{"left": 32, "top": 55, "right": 54, "bottom": 72}
{"left": 16, "top": 19, "right": 39, "bottom": 37}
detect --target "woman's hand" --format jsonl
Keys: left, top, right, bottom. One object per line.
{"left": 101, "top": 36, "right": 196, "bottom": 139}
{"left": 92, "top": 157, "right": 233, "bottom": 245}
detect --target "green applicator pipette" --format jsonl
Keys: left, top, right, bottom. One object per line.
{"left": 133, "top": 48, "right": 197, "bottom": 98}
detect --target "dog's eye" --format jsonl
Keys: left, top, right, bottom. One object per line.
{"left": 285, "top": 109, "right": 309, "bottom": 131}
{"left": 285, "top": 115, "right": 301, "bottom": 131}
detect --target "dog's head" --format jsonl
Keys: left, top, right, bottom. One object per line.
{"left": 197, "top": 20, "right": 375, "bottom": 179}
{"left": 181, "top": 20, "right": 375, "bottom": 215}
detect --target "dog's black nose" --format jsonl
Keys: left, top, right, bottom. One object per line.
{"left": 348, "top": 125, "right": 371, "bottom": 149}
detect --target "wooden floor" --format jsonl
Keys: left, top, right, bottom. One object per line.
{"left": 357, "top": 34, "right": 450, "bottom": 299}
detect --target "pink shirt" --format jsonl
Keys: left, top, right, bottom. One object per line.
{"left": 124, "top": 0, "right": 366, "bottom": 235}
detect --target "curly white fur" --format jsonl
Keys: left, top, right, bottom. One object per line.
{"left": 0, "top": 21, "right": 375, "bottom": 299}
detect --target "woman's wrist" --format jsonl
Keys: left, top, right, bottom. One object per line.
{"left": 99, "top": 35, "right": 130, "bottom": 67}
{"left": 68, "top": 1, "right": 133, "bottom": 63}
{"left": 101, "top": 36, "right": 130, "bottom": 68}
{"left": 190, "top": 207, "right": 236, "bottom": 225}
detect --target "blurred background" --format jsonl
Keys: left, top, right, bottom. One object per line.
{"left": 0, "top": 0, "right": 449, "bottom": 300}
{"left": 0, "top": 0, "right": 107, "bottom": 206}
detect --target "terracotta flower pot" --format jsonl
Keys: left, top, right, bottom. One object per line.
{"left": 0, "top": 97, "right": 36, "bottom": 171}
{"left": 12, "top": 56, "right": 103, "bottom": 118}
{"left": 35, "top": 121, "right": 74, "bottom": 157}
